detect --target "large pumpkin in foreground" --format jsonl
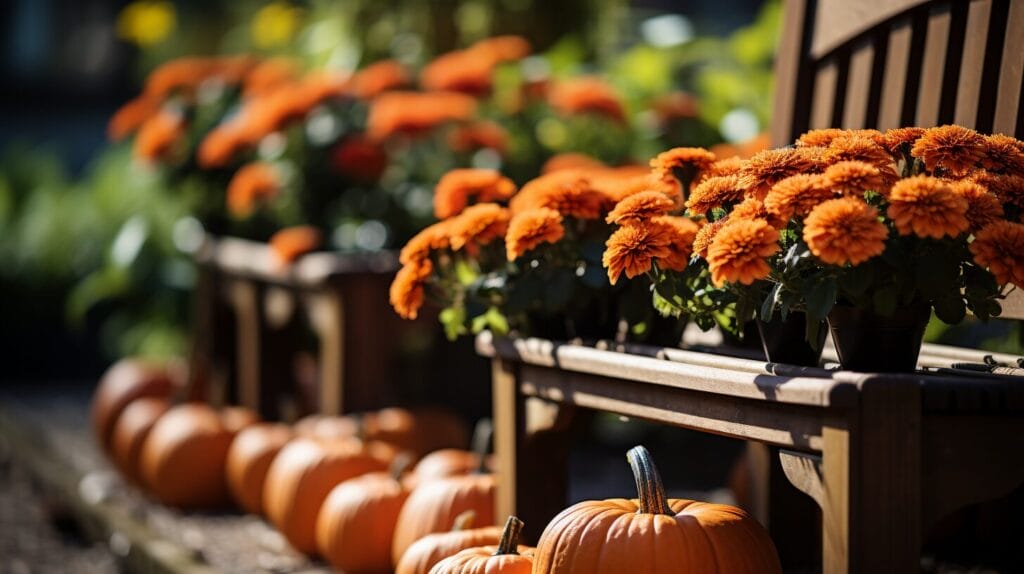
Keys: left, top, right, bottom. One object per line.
{"left": 395, "top": 512, "right": 503, "bottom": 574}
{"left": 392, "top": 472, "right": 496, "bottom": 565}
{"left": 427, "top": 516, "right": 533, "bottom": 574}
{"left": 263, "top": 438, "right": 390, "bottom": 555}
{"left": 532, "top": 446, "right": 781, "bottom": 574}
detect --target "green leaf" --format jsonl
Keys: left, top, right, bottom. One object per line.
{"left": 805, "top": 277, "right": 838, "bottom": 321}
{"left": 439, "top": 306, "right": 468, "bottom": 340}
{"left": 761, "top": 282, "right": 781, "bottom": 321}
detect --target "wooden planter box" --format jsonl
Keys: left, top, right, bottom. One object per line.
{"left": 477, "top": 331, "right": 1024, "bottom": 573}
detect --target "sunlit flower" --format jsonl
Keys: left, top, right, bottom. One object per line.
{"left": 824, "top": 135, "right": 898, "bottom": 184}
{"left": 606, "top": 190, "right": 676, "bottom": 224}
{"left": 739, "top": 147, "right": 819, "bottom": 200}
{"left": 823, "top": 160, "right": 885, "bottom": 196}
{"left": 911, "top": 125, "right": 986, "bottom": 177}
{"left": 108, "top": 96, "right": 160, "bottom": 141}
{"left": 143, "top": 57, "right": 215, "bottom": 99}
{"left": 706, "top": 218, "right": 780, "bottom": 286}
{"left": 803, "top": 197, "right": 888, "bottom": 266}
{"left": 603, "top": 220, "right": 672, "bottom": 284}
{"left": 197, "top": 123, "right": 245, "bottom": 168}
{"left": 652, "top": 215, "right": 699, "bottom": 271}
{"left": 269, "top": 225, "right": 321, "bottom": 263}
{"left": 448, "top": 121, "right": 508, "bottom": 155}
{"left": 434, "top": 169, "right": 517, "bottom": 219}
{"left": 686, "top": 174, "right": 745, "bottom": 215}
{"left": 887, "top": 175, "right": 969, "bottom": 238}
{"left": 366, "top": 91, "right": 477, "bottom": 141}
{"left": 506, "top": 207, "right": 565, "bottom": 260}
{"left": 548, "top": 77, "right": 626, "bottom": 122}
{"left": 950, "top": 180, "right": 1004, "bottom": 231}
{"left": 541, "top": 153, "right": 605, "bottom": 174}
{"left": 692, "top": 218, "right": 728, "bottom": 259}
{"left": 348, "top": 60, "right": 410, "bottom": 99}
{"left": 331, "top": 135, "right": 388, "bottom": 184}
{"left": 511, "top": 170, "right": 606, "bottom": 219}
{"left": 227, "top": 162, "right": 281, "bottom": 217}
{"left": 399, "top": 220, "right": 454, "bottom": 265}
{"left": 763, "top": 173, "right": 833, "bottom": 220}
{"left": 970, "top": 220, "right": 1024, "bottom": 287}
{"left": 651, "top": 147, "right": 717, "bottom": 187}
{"left": 421, "top": 49, "right": 496, "bottom": 95}
{"left": 879, "top": 127, "right": 925, "bottom": 157}
{"left": 701, "top": 156, "right": 744, "bottom": 179}
{"left": 390, "top": 259, "right": 433, "bottom": 320}
{"left": 980, "top": 134, "right": 1024, "bottom": 176}
{"left": 243, "top": 58, "right": 301, "bottom": 99}
{"left": 449, "top": 203, "right": 511, "bottom": 251}
{"left": 970, "top": 172, "right": 1024, "bottom": 212}
{"left": 133, "top": 110, "right": 185, "bottom": 162}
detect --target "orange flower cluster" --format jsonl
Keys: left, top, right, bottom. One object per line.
{"left": 970, "top": 221, "right": 1024, "bottom": 288}
{"left": 434, "top": 169, "right": 517, "bottom": 219}
{"left": 911, "top": 125, "right": 986, "bottom": 177}
{"left": 227, "top": 162, "right": 282, "bottom": 217}
{"left": 606, "top": 191, "right": 676, "bottom": 224}
{"left": 447, "top": 121, "right": 508, "bottom": 155}
{"left": 739, "top": 148, "right": 820, "bottom": 200}
{"left": 348, "top": 60, "right": 410, "bottom": 100}
{"left": 269, "top": 226, "right": 322, "bottom": 264}
{"left": 421, "top": 36, "right": 530, "bottom": 95}
{"left": 449, "top": 203, "right": 511, "bottom": 252}
{"left": 548, "top": 77, "right": 626, "bottom": 123}
{"left": 510, "top": 170, "right": 607, "bottom": 219}
{"left": 603, "top": 221, "right": 672, "bottom": 283}
{"left": 686, "top": 175, "right": 745, "bottom": 215}
{"left": 243, "top": 58, "right": 301, "bottom": 99}
{"left": 366, "top": 91, "right": 477, "bottom": 142}
{"left": 823, "top": 161, "right": 884, "bottom": 196}
{"left": 134, "top": 110, "right": 186, "bottom": 162}
{"left": 706, "top": 219, "right": 780, "bottom": 287}
{"left": 389, "top": 259, "right": 432, "bottom": 320}
{"left": 763, "top": 174, "right": 833, "bottom": 221}
{"left": 505, "top": 208, "right": 565, "bottom": 261}
{"left": 803, "top": 198, "right": 888, "bottom": 266}
{"left": 887, "top": 176, "right": 969, "bottom": 239}
{"left": 951, "top": 180, "right": 1004, "bottom": 231}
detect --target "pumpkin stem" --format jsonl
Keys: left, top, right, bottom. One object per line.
{"left": 627, "top": 446, "right": 672, "bottom": 515}
{"left": 472, "top": 418, "right": 494, "bottom": 474}
{"left": 493, "top": 516, "right": 524, "bottom": 556}
{"left": 389, "top": 451, "right": 415, "bottom": 480}
{"left": 451, "top": 510, "right": 476, "bottom": 531}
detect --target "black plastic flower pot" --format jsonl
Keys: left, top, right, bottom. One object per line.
{"left": 755, "top": 311, "right": 827, "bottom": 367}
{"left": 827, "top": 302, "right": 931, "bottom": 372}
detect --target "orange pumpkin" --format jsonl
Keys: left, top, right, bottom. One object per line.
{"left": 363, "top": 407, "right": 469, "bottom": 457}
{"left": 392, "top": 472, "right": 496, "bottom": 565}
{"left": 263, "top": 438, "right": 390, "bottom": 555}
{"left": 532, "top": 446, "right": 782, "bottom": 573}
{"left": 92, "top": 358, "right": 177, "bottom": 452}
{"left": 428, "top": 516, "right": 533, "bottom": 574}
{"left": 139, "top": 404, "right": 258, "bottom": 508}
{"left": 109, "top": 397, "right": 171, "bottom": 484}
{"left": 225, "top": 422, "right": 293, "bottom": 514}
{"left": 315, "top": 457, "right": 414, "bottom": 572}
{"left": 395, "top": 512, "right": 503, "bottom": 574}
{"left": 293, "top": 414, "right": 361, "bottom": 440}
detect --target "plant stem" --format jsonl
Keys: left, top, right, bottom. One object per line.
{"left": 493, "top": 516, "right": 524, "bottom": 556}
{"left": 626, "top": 445, "right": 672, "bottom": 515}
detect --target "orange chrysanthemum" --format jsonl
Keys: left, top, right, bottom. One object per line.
{"left": 449, "top": 203, "right": 511, "bottom": 251}
{"left": 390, "top": 259, "right": 433, "bottom": 320}
{"left": 269, "top": 226, "right": 322, "bottom": 264}
{"left": 763, "top": 173, "right": 833, "bottom": 221}
{"left": 606, "top": 190, "right": 676, "bottom": 224}
{"left": 796, "top": 128, "right": 847, "bottom": 148}
{"left": 879, "top": 127, "right": 925, "bottom": 157}
{"left": 603, "top": 221, "right": 673, "bottom": 284}
{"left": 511, "top": 170, "right": 606, "bottom": 219}
{"left": 133, "top": 110, "right": 185, "bottom": 162}
{"left": 970, "top": 172, "right": 1024, "bottom": 212}
{"left": 548, "top": 77, "right": 626, "bottom": 123}
{"left": 803, "top": 197, "right": 888, "bottom": 266}
{"left": 227, "top": 162, "right": 281, "bottom": 217}
{"left": 541, "top": 153, "right": 605, "bottom": 174}
{"left": 910, "top": 125, "right": 986, "bottom": 177}
{"left": 824, "top": 135, "right": 898, "bottom": 185}
{"left": 651, "top": 147, "right": 717, "bottom": 186}
{"left": 950, "top": 180, "right": 1004, "bottom": 231}
{"left": 505, "top": 208, "right": 565, "bottom": 261}
{"left": 421, "top": 49, "right": 496, "bottom": 95}
{"left": 980, "top": 134, "right": 1024, "bottom": 176}
{"left": 970, "top": 221, "right": 1024, "bottom": 287}
{"left": 706, "top": 219, "right": 780, "bottom": 287}
{"left": 652, "top": 215, "right": 699, "bottom": 271}
{"left": 887, "top": 175, "right": 969, "bottom": 238}
{"left": 349, "top": 60, "right": 410, "bottom": 99}
{"left": 366, "top": 91, "right": 478, "bottom": 141}
{"left": 197, "top": 123, "right": 246, "bottom": 168}
{"left": 591, "top": 166, "right": 680, "bottom": 204}
{"left": 823, "top": 160, "right": 885, "bottom": 197}
{"left": 702, "top": 156, "right": 744, "bottom": 179}
{"left": 470, "top": 35, "right": 532, "bottom": 64}
{"left": 243, "top": 58, "right": 301, "bottom": 99}
{"left": 331, "top": 135, "right": 388, "bottom": 184}
{"left": 434, "top": 169, "right": 517, "bottom": 219}
{"left": 399, "top": 220, "right": 454, "bottom": 265}
{"left": 692, "top": 218, "right": 729, "bottom": 259}
{"left": 686, "top": 174, "right": 745, "bottom": 215}
{"left": 448, "top": 121, "right": 508, "bottom": 154}
{"left": 739, "top": 147, "right": 819, "bottom": 200}
{"left": 108, "top": 96, "right": 160, "bottom": 141}
{"left": 143, "top": 57, "right": 214, "bottom": 99}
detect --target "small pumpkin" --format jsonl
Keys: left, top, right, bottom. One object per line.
{"left": 315, "top": 455, "right": 415, "bottom": 572}
{"left": 92, "top": 358, "right": 177, "bottom": 452}
{"left": 532, "top": 446, "right": 782, "bottom": 574}
{"left": 139, "top": 404, "right": 258, "bottom": 508}
{"left": 392, "top": 472, "right": 496, "bottom": 565}
{"left": 293, "top": 414, "right": 361, "bottom": 440}
{"left": 363, "top": 407, "right": 469, "bottom": 457}
{"left": 407, "top": 419, "right": 495, "bottom": 488}
{"left": 263, "top": 437, "right": 390, "bottom": 555}
{"left": 428, "top": 516, "right": 533, "bottom": 574}
{"left": 225, "top": 422, "right": 293, "bottom": 514}
{"left": 395, "top": 512, "right": 503, "bottom": 574}
{"left": 109, "top": 397, "right": 171, "bottom": 484}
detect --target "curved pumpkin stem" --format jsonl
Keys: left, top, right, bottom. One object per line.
{"left": 452, "top": 510, "right": 476, "bottom": 531}
{"left": 472, "top": 418, "right": 494, "bottom": 474}
{"left": 627, "top": 446, "right": 672, "bottom": 515}
{"left": 389, "top": 451, "right": 415, "bottom": 480}
{"left": 493, "top": 515, "right": 524, "bottom": 556}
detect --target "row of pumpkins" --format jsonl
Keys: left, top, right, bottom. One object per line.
{"left": 92, "top": 358, "right": 783, "bottom": 573}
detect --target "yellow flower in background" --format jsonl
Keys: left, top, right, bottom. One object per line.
{"left": 251, "top": 2, "right": 304, "bottom": 49}
{"left": 117, "top": 1, "right": 176, "bottom": 47}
